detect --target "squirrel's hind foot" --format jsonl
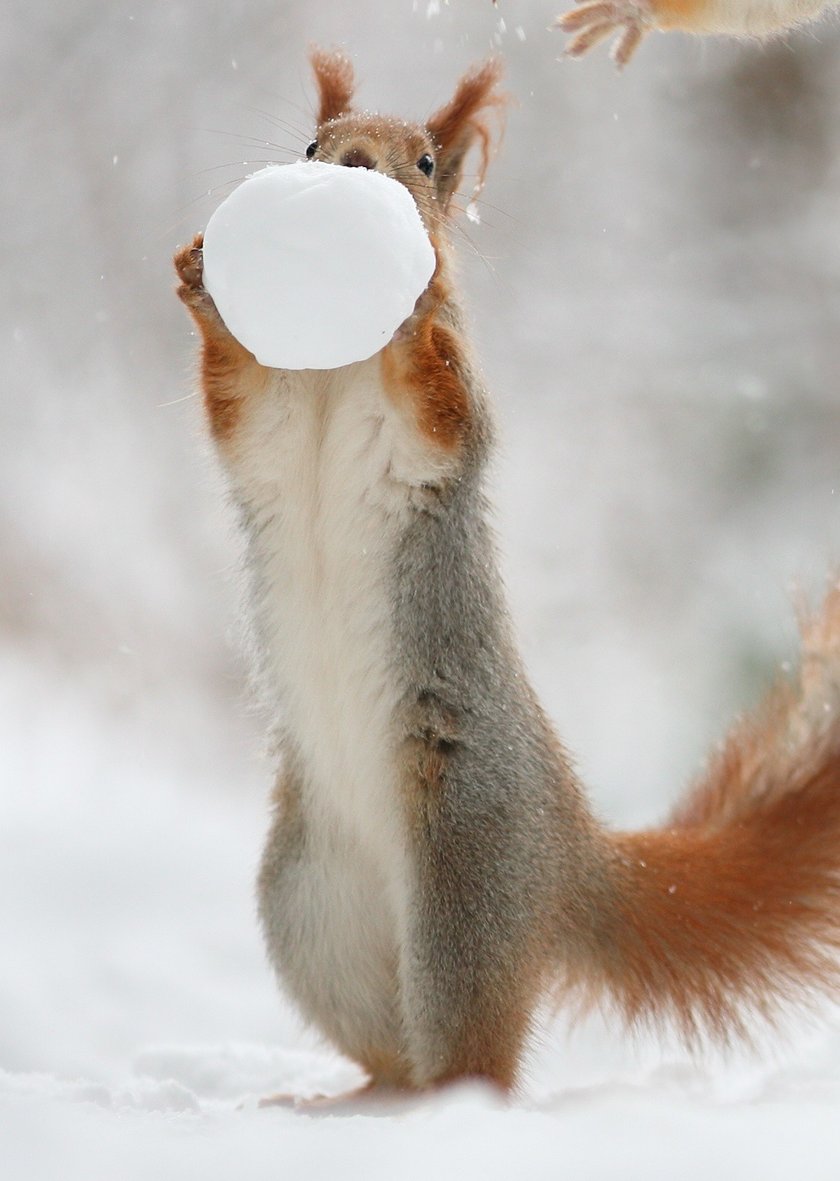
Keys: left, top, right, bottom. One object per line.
{"left": 257, "top": 1079, "right": 419, "bottom": 1115}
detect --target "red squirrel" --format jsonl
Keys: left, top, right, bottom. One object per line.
{"left": 557, "top": 0, "right": 838, "bottom": 65}
{"left": 174, "top": 51, "right": 840, "bottom": 1098}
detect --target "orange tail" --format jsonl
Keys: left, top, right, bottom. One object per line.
{"left": 574, "top": 582, "right": 840, "bottom": 1045}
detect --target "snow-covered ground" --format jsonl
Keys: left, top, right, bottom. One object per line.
{"left": 3, "top": 1, "right": 840, "bottom": 1176}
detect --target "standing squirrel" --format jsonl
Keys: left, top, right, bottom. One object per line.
{"left": 557, "top": 0, "right": 838, "bottom": 65}
{"left": 175, "top": 51, "right": 840, "bottom": 1099}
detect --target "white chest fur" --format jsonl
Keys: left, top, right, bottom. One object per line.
{"left": 230, "top": 356, "right": 459, "bottom": 1063}
{"left": 228, "top": 357, "right": 443, "bottom": 856}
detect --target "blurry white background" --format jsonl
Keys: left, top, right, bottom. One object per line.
{"left": 2, "top": 2, "right": 840, "bottom": 1177}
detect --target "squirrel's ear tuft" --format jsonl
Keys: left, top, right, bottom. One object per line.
{"left": 310, "top": 47, "right": 356, "bottom": 126}
{"left": 426, "top": 58, "right": 506, "bottom": 212}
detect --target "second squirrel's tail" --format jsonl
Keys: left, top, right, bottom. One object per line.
{"left": 568, "top": 582, "right": 840, "bottom": 1045}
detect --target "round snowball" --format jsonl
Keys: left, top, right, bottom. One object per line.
{"left": 202, "top": 161, "right": 437, "bottom": 371}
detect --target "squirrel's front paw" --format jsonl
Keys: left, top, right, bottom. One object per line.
{"left": 174, "top": 232, "right": 205, "bottom": 297}
{"left": 174, "top": 232, "right": 225, "bottom": 326}
{"left": 556, "top": 1, "right": 652, "bottom": 66}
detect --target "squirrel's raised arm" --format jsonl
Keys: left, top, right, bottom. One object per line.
{"left": 557, "top": 0, "right": 836, "bottom": 67}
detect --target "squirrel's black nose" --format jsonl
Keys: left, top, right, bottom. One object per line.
{"left": 341, "top": 147, "right": 376, "bottom": 170}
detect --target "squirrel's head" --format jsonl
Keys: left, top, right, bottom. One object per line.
{"left": 305, "top": 49, "right": 505, "bottom": 232}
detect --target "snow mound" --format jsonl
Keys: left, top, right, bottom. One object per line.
{"left": 132, "top": 1043, "right": 362, "bottom": 1103}
{"left": 202, "top": 161, "right": 436, "bottom": 370}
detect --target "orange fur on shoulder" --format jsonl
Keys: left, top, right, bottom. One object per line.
{"left": 174, "top": 234, "right": 266, "bottom": 445}
{"left": 381, "top": 274, "right": 472, "bottom": 454}
{"left": 197, "top": 333, "right": 261, "bottom": 443}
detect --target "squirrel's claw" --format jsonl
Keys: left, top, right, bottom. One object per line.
{"left": 555, "top": 1, "right": 651, "bottom": 67}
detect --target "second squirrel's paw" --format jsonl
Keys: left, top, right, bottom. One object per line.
{"left": 555, "top": 1, "right": 652, "bottom": 66}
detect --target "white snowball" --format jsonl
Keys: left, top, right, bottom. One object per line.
{"left": 202, "top": 161, "right": 437, "bottom": 370}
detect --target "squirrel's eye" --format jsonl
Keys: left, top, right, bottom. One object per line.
{"left": 417, "top": 153, "right": 434, "bottom": 178}
{"left": 305, "top": 140, "right": 318, "bottom": 160}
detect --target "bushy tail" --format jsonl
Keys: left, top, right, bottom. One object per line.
{"left": 573, "top": 582, "right": 840, "bottom": 1046}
